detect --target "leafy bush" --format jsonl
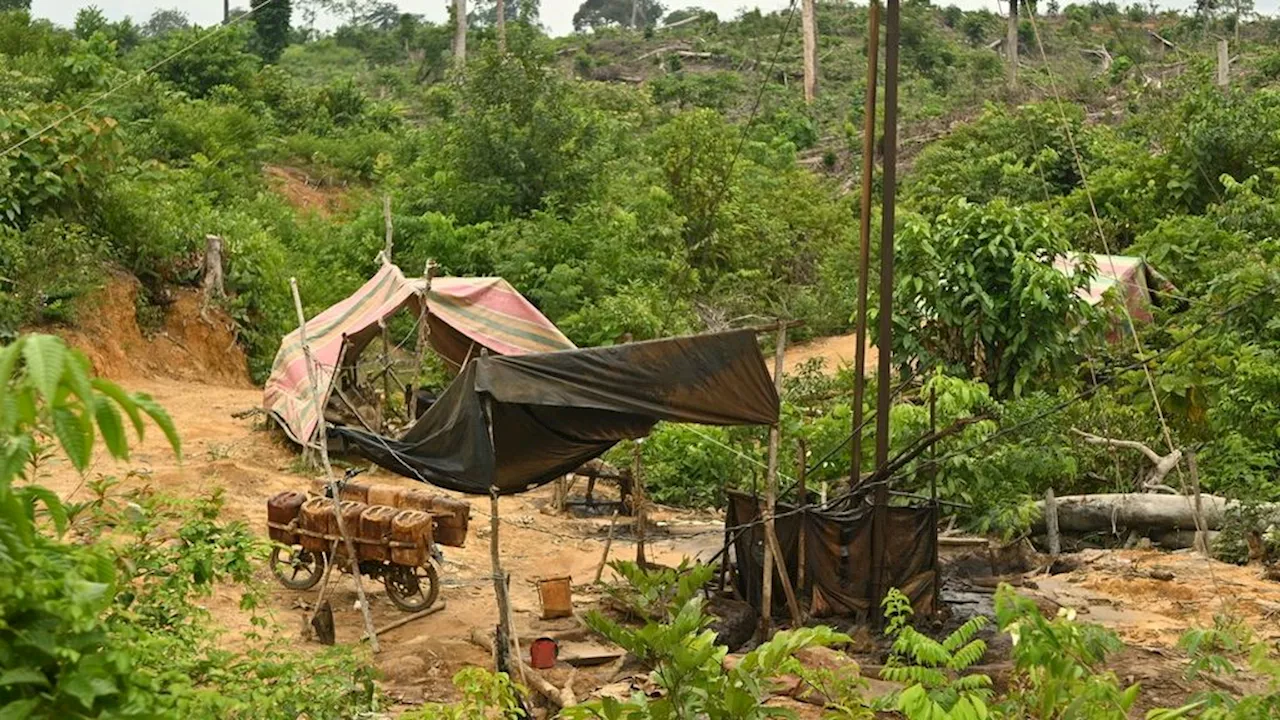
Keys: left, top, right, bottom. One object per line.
{"left": 879, "top": 588, "right": 994, "bottom": 719}
{"left": 994, "top": 584, "right": 1138, "bottom": 718}
{"left": 0, "top": 335, "right": 380, "bottom": 717}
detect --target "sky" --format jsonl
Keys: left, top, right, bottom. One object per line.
{"left": 32, "top": 0, "right": 1236, "bottom": 39}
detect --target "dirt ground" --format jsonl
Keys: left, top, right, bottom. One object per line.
{"left": 38, "top": 288, "right": 1280, "bottom": 714}
{"left": 766, "top": 332, "right": 877, "bottom": 377}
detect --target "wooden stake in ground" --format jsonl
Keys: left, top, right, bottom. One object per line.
{"left": 1187, "top": 449, "right": 1209, "bottom": 556}
{"left": 801, "top": 0, "right": 819, "bottom": 103}
{"left": 758, "top": 320, "right": 789, "bottom": 640}
{"left": 1006, "top": 0, "right": 1018, "bottom": 88}
{"left": 453, "top": 0, "right": 467, "bottom": 66}
{"left": 633, "top": 441, "right": 647, "bottom": 566}
{"left": 1045, "top": 487, "right": 1061, "bottom": 557}
{"left": 594, "top": 510, "right": 620, "bottom": 584}
{"left": 289, "top": 278, "right": 379, "bottom": 653}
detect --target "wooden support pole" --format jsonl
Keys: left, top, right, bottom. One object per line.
{"left": 380, "top": 321, "right": 392, "bottom": 427}
{"left": 851, "top": 0, "right": 879, "bottom": 490}
{"left": 483, "top": 388, "right": 520, "bottom": 682}
{"left": 1045, "top": 488, "right": 1061, "bottom": 557}
{"left": 759, "top": 320, "right": 789, "bottom": 640}
{"left": 870, "top": 0, "right": 901, "bottom": 626}
{"left": 801, "top": 0, "right": 819, "bottom": 103}
{"left": 595, "top": 510, "right": 620, "bottom": 584}
{"left": 290, "top": 278, "right": 379, "bottom": 653}
{"left": 411, "top": 260, "right": 436, "bottom": 421}
{"left": 1188, "top": 449, "right": 1209, "bottom": 556}
{"left": 766, "top": 523, "right": 803, "bottom": 627}
{"left": 796, "top": 438, "right": 808, "bottom": 595}
{"left": 633, "top": 441, "right": 647, "bottom": 566}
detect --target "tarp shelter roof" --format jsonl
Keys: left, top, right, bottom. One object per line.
{"left": 264, "top": 263, "right": 575, "bottom": 446}
{"left": 334, "top": 330, "right": 780, "bottom": 496}
{"left": 1053, "top": 253, "right": 1154, "bottom": 318}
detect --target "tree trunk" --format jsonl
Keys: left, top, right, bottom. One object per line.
{"left": 1007, "top": 0, "right": 1018, "bottom": 88}
{"left": 497, "top": 0, "right": 506, "bottom": 52}
{"left": 1217, "top": 38, "right": 1230, "bottom": 87}
{"left": 801, "top": 0, "right": 819, "bottom": 103}
{"left": 454, "top": 0, "right": 468, "bottom": 67}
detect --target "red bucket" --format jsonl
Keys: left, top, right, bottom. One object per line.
{"left": 529, "top": 637, "right": 559, "bottom": 669}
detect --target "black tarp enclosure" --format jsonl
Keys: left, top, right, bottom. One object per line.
{"left": 335, "top": 330, "right": 780, "bottom": 495}
{"left": 726, "top": 490, "right": 938, "bottom": 618}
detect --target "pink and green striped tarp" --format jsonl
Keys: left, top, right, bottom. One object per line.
{"left": 1053, "top": 253, "right": 1153, "bottom": 317}
{"left": 264, "top": 263, "right": 575, "bottom": 446}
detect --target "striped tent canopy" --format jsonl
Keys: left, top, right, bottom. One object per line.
{"left": 1053, "top": 253, "right": 1155, "bottom": 322}
{"left": 264, "top": 263, "right": 575, "bottom": 446}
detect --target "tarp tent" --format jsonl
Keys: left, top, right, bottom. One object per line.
{"left": 1053, "top": 253, "right": 1164, "bottom": 323}
{"left": 335, "top": 330, "right": 780, "bottom": 496}
{"left": 264, "top": 263, "right": 575, "bottom": 446}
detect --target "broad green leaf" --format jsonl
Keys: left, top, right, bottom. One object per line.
{"left": 91, "top": 378, "right": 145, "bottom": 438}
{"left": 0, "top": 668, "right": 49, "bottom": 687}
{"left": 20, "top": 334, "right": 65, "bottom": 404}
{"left": 52, "top": 406, "right": 93, "bottom": 471}
{"left": 64, "top": 350, "right": 96, "bottom": 411}
{"left": 59, "top": 668, "right": 118, "bottom": 709}
{"left": 19, "top": 485, "right": 69, "bottom": 537}
{"left": 0, "top": 698, "right": 39, "bottom": 720}
{"left": 134, "top": 393, "right": 182, "bottom": 460}
{"left": 93, "top": 397, "right": 128, "bottom": 461}
{"left": 0, "top": 338, "right": 22, "bottom": 393}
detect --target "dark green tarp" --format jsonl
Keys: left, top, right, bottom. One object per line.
{"left": 334, "top": 330, "right": 779, "bottom": 495}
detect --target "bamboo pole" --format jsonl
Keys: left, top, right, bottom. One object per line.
{"left": 851, "top": 0, "right": 880, "bottom": 491}
{"left": 290, "top": 278, "right": 379, "bottom": 652}
{"left": 758, "top": 320, "right": 789, "bottom": 639}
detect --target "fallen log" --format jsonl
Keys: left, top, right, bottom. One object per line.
{"left": 1031, "top": 493, "right": 1231, "bottom": 534}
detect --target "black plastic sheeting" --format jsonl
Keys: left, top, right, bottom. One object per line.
{"left": 726, "top": 490, "right": 938, "bottom": 619}
{"left": 334, "top": 330, "right": 779, "bottom": 496}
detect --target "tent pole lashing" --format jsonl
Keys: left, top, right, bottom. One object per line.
{"left": 289, "top": 277, "right": 380, "bottom": 653}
